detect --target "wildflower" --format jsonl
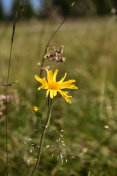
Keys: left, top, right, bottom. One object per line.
{"left": 33, "top": 106, "right": 39, "bottom": 113}
{"left": 35, "top": 69, "right": 78, "bottom": 104}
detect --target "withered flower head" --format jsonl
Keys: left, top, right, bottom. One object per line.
{"left": 44, "top": 45, "right": 65, "bottom": 63}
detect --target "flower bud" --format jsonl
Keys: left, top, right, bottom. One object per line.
{"left": 33, "top": 106, "right": 42, "bottom": 118}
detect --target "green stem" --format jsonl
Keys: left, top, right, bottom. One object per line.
{"left": 30, "top": 98, "right": 53, "bottom": 176}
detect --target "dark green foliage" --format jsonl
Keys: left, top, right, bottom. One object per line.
{"left": 12, "top": 0, "right": 19, "bottom": 15}
{"left": 22, "top": 4, "right": 35, "bottom": 19}
{"left": 113, "top": 0, "right": 117, "bottom": 9}
{"left": 94, "top": 0, "right": 113, "bottom": 15}
{"left": 12, "top": 0, "right": 35, "bottom": 19}
{"left": 54, "top": 0, "right": 96, "bottom": 16}
{"left": 53, "top": 0, "right": 114, "bottom": 16}
{"left": 54, "top": 0, "right": 74, "bottom": 16}
{"left": 0, "top": 2, "right": 4, "bottom": 20}
{"left": 0, "top": 0, "right": 116, "bottom": 20}
{"left": 71, "top": 0, "right": 96, "bottom": 16}
{"left": 41, "top": 0, "right": 54, "bottom": 18}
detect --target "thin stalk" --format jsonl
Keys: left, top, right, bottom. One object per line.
{"left": 39, "top": 0, "right": 76, "bottom": 78}
{"left": 39, "top": 17, "right": 66, "bottom": 78}
{"left": 5, "top": 14, "right": 15, "bottom": 176}
{"left": 30, "top": 98, "right": 53, "bottom": 176}
{"left": 5, "top": 1, "right": 25, "bottom": 175}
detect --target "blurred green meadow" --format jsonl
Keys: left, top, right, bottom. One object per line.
{"left": 0, "top": 18, "right": 117, "bottom": 176}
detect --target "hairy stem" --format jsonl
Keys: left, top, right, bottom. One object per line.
{"left": 30, "top": 98, "right": 53, "bottom": 176}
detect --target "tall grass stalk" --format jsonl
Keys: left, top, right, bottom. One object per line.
{"left": 5, "top": 0, "right": 25, "bottom": 175}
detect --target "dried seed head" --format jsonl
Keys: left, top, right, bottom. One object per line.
{"left": 44, "top": 45, "right": 65, "bottom": 63}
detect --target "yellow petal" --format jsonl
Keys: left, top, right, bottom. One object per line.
{"left": 59, "top": 80, "right": 78, "bottom": 89}
{"left": 46, "top": 69, "right": 50, "bottom": 82}
{"left": 38, "top": 83, "right": 47, "bottom": 90}
{"left": 58, "top": 90, "right": 72, "bottom": 104}
{"left": 38, "top": 87, "right": 41, "bottom": 90}
{"left": 62, "top": 85, "right": 78, "bottom": 89}
{"left": 50, "top": 90, "right": 54, "bottom": 99}
{"left": 35, "top": 75, "right": 44, "bottom": 84}
{"left": 46, "top": 90, "right": 50, "bottom": 97}
{"left": 53, "top": 69, "right": 58, "bottom": 82}
{"left": 42, "top": 77, "right": 47, "bottom": 85}
{"left": 58, "top": 73, "right": 67, "bottom": 83}
{"left": 65, "top": 97, "right": 72, "bottom": 104}
{"left": 53, "top": 90, "right": 57, "bottom": 97}
{"left": 46, "top": 69, "right": 53, "bottom": 83}
{"left": 62, "top": 80, "right": 76, "bottom": 85}
{"left": 49, "top": 70, "right": 53, "bottom": 83}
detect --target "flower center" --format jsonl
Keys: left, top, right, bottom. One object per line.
{"left": 48, "top": 82, "right": 59, "bottom": 90}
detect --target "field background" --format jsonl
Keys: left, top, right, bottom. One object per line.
{"left": 0, "top": 18, "right": 117, "bottom": 176}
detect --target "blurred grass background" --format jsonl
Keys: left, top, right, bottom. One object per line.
{"left": 0, "top": 17, "right": 117, "bottom": 176}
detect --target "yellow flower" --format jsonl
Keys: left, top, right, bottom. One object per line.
{"left": 33, "top": 106, "right": 39, "bottom": 112}
{"left": 35, "top": 69, "right": 78, "bottom": 104}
